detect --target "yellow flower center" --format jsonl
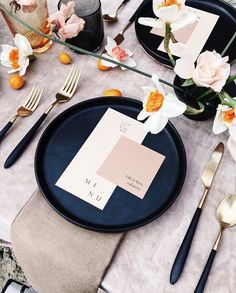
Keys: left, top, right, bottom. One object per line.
{"left": 146, "top": 91, "right": 164, "bottom": 113}
{"left": 159, "top": 0, "right": 181, "bottom": 8}
{"left": 9, "top": 48, "right": 20, "bottom": 69}
{"left": 223, "top": 109, "right": 235, "bottom": 123}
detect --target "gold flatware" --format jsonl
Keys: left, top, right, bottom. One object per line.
{"left": 103, "top": 0, "right": 130, "bottom": 23}
{"left": 195, "top": 193, "right": 236, "bottom": 293}
{"left": 0, "top": 85, "right": 43, "bottom": 144}
{"left": 4, "top": 65, "right": 82, "bottom": 168}
{"left": 101, "top": 0, "right": 149, "bottom": 53}
{"left": 170, "top": 143, "right": 224, "bottom": 284}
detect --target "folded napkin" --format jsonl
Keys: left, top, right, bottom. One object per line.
{"left": 11, "top": 190, "right": 124, "bottom": 293}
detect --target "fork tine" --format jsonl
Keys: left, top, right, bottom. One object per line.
{"left": 29, "top": 87, "right": 43, "bottom": 111}
{"left": 64, "top": 66, "right": 79, "bottom": 92}
{"left": 23, "top": 85, "right": 37, "bottom": 107}
{"left": 60, "top": 65, "right": 76, "bottom": 91}
{"left": 25, "top": 86, "right": 40, "bottom": 109}
{"left": 68, "top": 68, "right": 81, "bottom": 96}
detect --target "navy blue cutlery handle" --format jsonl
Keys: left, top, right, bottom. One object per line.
{"left": 129, "top": 0, "right": 150, "bottom": 23}
{"left": 194, "top": 249, "right": 217, "bottom": 293}
{"left": 0, "top": 121, "right": 13, "bottom": 143}
{"left": 170, "top": 207, "right": 202, "bottom": 284}
{"left": 4, "top": 113, "right": 47, "bottom": 168}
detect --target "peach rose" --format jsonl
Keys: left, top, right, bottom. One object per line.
{"left": 111, "top": 46, "right": 129, "bottom": 62}
{"left": 58, "top": 14, "right": 85, "bottom": 41}
{"left": 174, "top": 50, "right": 230, "bottom": 92}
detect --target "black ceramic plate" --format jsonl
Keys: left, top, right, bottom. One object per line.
{"left": 135, "top": 0, "right": 236, "bottom": 66}
{"left": 35, "top": 97, "right": 186, "bottom": 232}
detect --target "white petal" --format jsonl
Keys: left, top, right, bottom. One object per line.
{"left": 137, "top": 109, "right": 150, "bottom": 121}
{"left": 153, "top": 0, "right": 163, "bottom": 17}
{"left": 212, "top": 105, "right": 229, "bottom": 134}
{"left": 151, "top": 74, "right": 165, "bottom": 95}
{"left": 144, "top": 111, "right": 168, "bottom": 134}
{"left": 171, "top": 10, "right": 198, "bottom": 32}
{"left": 174, "top": 56, "right": 195, "bottom": 79}
{"left": 138, "top": 17, "right": 163, "bottom": 28}
{"left": 162, "top": 93, "right": 186, "bottom": 117}
{"left": 123, "top": 58, "right": 136, "bottom": 68}
{"left": 14, "top": 34, "right": 32, "bottom": 55}
{"left": 125, "top": 49, "right": 133, "bottom": 57}
{"left": 0, "top": 45, "right": 15, "bottom": 68}
{"left": 101, "top": 54, "right": 117, "bottom": 68}
{"left": 158, "top": 5, "right": 180, "bottom": 23}
{"left": 19, "top": 58, "right": 29, "bottom": 76}
{"left": 105, "top": 36, "right": 117, "bottom": 55}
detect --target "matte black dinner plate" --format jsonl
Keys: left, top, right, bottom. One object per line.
{"left": 135, "top": 0, "right": 236, "bottom": 66}
{"left": 35, "top": 97, "right": 186, "bottom": 232}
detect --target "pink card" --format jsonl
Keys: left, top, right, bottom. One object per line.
{"left": 97, "top": 136, "right": 165, "bottom": 199}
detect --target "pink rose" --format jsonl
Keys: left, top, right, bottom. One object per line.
{"left": 174, "top": 50, "right": 230, "bottom": 92}
{"left": 48, "top": 1, "right": 85, "bottom": 40}
{"left": 48, "top": 1, "right": 75, "bottom": 30}
{"left": 111, "top": 46, "right": 129, "bottom": 62}
{"left": 58, "top": 14, "right": 85, "bottom": 41}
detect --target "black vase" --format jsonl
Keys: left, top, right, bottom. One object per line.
{"left": 173, "top": 76, "right": 236, "bottom": 121}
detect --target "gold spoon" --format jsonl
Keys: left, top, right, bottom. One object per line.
{"left": 195, "top": 193, "right": 236, "bottom": 293}
{"left": 103, "top": 0, "right": 130, "bottom": 23}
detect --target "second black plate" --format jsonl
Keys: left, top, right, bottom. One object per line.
{"left": 135, "top": 0, "right": 236, "bottom": 66}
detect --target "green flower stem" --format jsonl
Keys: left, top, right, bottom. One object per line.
{"left": 221, "top": 32, "right": 236, "bottom": 57}
{"left": 222, "top": 91, "right": 236, "bottom": 107}
{"left": 164, "top": 23, "right": 176, "bottom": 67}
{"left": 0, "top": 3, "right": 188, "bottom": 94}
{"left": 227, "top": 73, "right": 236, "bottom": 84}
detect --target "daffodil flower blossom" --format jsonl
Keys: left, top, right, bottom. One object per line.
{"left": 137, "top": 74, "right": 186, "bottom": 134}
{"left": 213, "top": 101, "right": 236, "bottom": 134}
{"left": 0, "top": 34, "right": 33, "bottom": 76}
{"left": 138, "top": 0, "right": 198, "bottom": 34}
{"left": 101, "top": 37, "right": 136, "bottom": 70}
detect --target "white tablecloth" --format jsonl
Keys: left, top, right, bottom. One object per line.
{"left": 0, "top": 0, "right": 236, "bottom": 292}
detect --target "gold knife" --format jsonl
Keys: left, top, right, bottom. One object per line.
{"left": 170, "top": 142, "right": 224, "bottom": 285}
{"left": 102, "top": 0, "right": 150, "bottom": 53}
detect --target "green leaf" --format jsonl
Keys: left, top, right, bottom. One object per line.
{"left": 182, "top": 79, "right": 195, "bottom": 87}
{"left": 184, "top": 102, "right": 205, "bottom": 115}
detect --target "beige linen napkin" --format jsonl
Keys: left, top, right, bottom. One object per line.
{"left": 11, "top": 189, "right": 124, "bottom": 293}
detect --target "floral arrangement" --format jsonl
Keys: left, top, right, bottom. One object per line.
{"left": 0, "top": 0, "right": 235, "bottom": 161}
{"left": 48, "top": 1, "right": 85, "bottom": 41}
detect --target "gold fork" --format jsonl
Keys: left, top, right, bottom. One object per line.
{"left": 4, "top": 65, "right": 82, "bottom": 168}
{"left": 0, "top": 85, "right": 43, "bottom": 144}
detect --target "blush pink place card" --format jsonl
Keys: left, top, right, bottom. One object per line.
{"left": 56, "top": 108, "right": 147, "bottom": 210}
{"left": 97, "top": 136, "right": 165, "bottom": 199}
{"left": 150, "top": 6, "right": 219, "bottom": 61}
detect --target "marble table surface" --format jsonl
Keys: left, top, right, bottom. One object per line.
{"left": 0, "top": 0, "right": 236, "bottom": 292}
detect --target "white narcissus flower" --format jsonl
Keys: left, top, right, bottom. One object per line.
{"left": 101, "top": 37, "right": 136, "bottom": 70}
{"left": 137, "top": 74, "right": 186, "bottom": 134}
{"left": 174, "top": 51, "right": 230, "bottom": 92}
{"left": 0, "top": 34, "right": 33, "bottom": 76}
{"left": 138, "top": 0, "right": 198, "bottom": 33}
{"left": 227, "top": 123, "right": 236, "bottom": 162}
{"left": 213, "top": 102, "right": 236, "bottom": 134}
